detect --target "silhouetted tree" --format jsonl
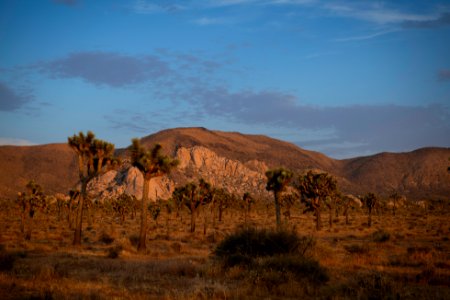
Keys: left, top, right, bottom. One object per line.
{"left": 363, "top": 192, "right": 377, "bottom": 227}
{"left": 389, "top": 191, "right": 402, "bottom": 216}
{"left": 280, "top": 192, "right": 298, "bottom": 222}
{"left": 111, "top": 193, "right": 136, "bottom": 224}
{"left": 16, "top": 180, "right": 46, "bottom": 240}
{"left": 68, "top": 131, "right": 117, "bottom": 246}
{"left": 266, "top": 168, "right": 294, "bottom": 230}
{"left": 296, "top": 171, "right": 337, "bottom": 231}
{"left": 129, "top": 139, "right": 178, "bottom": 252}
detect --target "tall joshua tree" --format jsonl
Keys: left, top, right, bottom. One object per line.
{"left": 266, "top": 168, "right": 293, "bottom": 230}
{"left": 68, "top": 131, "right": 117, "bottom": 246}
{"left": 129, "top": 139, "right": 178, "bottom": 253}
{"left": 296, "top": 171, "right": 337, "bottom": 231}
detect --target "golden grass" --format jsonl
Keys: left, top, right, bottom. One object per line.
{"left": 0, "top": 200, "right": 449, "bottom": 299}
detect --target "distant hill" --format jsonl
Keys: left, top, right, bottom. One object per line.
{"left": 0, "top": 144, "right": 78, "bottom": 199}
{"left": 0, "top": 127, "right": 449, "bottom": 201}
{"left": 139, "top": 127, "right": 339, "bottom": 171}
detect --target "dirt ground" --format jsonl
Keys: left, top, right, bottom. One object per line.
{"left": 0, "top": 199, "right": 449, "bottom": 299}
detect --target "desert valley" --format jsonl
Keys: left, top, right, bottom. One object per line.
{"left": 0, "top": 127, "right": 449, "bottom": 299}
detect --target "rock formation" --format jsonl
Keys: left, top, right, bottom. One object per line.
{"left": 86, "top": 146, "right": 271, "bottom": 201}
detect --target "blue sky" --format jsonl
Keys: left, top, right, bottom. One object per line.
{"left": 0, "top": 0, "right": 449, "bottom": 158}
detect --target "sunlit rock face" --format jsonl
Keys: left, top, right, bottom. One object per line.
{"left": 87, "top": 146, "right": 271, "bottom": 201}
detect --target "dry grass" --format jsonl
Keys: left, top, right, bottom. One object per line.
{"left": 0, "top": 199, "right": 449, "bottom": 299}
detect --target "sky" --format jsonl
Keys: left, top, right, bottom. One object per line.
{"left": 0, "top": 0, "right": 449, "bottom": 159}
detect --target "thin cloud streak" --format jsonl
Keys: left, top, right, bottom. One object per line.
{"left": 402, "top": 12, "right": 450, "bottom": 29}
{"left": 334, "top": 28, "right": 399, "bottom": 42}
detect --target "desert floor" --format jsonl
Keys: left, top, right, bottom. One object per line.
{"left": 0, "top": 199, "right": 449, "bottom": 299}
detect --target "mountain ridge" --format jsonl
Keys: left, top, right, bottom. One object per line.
{"left": 0, "top": 127, "right": 449, "bottom": 201}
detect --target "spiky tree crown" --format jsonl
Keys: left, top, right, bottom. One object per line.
{"left": 129, "top": 138, "right": 178, "bottom": 180}
{"left": 363, "top": 192, "right": 377, "bottom": 208}
{"left": 68, "top": 131, "right": 116, "bottom": 179}
{"left": 265, "top": 168, "right": 293, "bottom": 193}
{"left": 297, "top": 170, "right": 337, "bottom": 199}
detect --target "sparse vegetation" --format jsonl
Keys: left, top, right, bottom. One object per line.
{"left": 0, "top": 129, "right": 449, "bottom": 299}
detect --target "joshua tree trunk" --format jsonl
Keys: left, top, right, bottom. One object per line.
{"left": 274, "top": 192, "right": 282, "bottom": 230}
{"left": 138, "top": 178, "right": 150, "bottom": 252}
{"left": 73, "top": 180, "right": 87, "bottom": 246}
{"left": 329, "top": 206, "right": 333, "bottom": 228}
{"left": 24, "top": 209, "right": 33, "bottom": 240}
{"left": 368, "top": 207, "right": 372, "bottom": 228}
{"left": 313, "top": 197, "right": 321, "bottom": 231}
{"left": 190, "top": 201, "right": 196, "bottom": 233}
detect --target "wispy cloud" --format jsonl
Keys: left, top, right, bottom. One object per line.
{"left": 402, "top": 12, "right": 450, "bottom": 29}
{"left": 334, "top": 28, "right": 399, "bottom": 42}
{"left": 177, "top": 84, "right": 450, "bottom": 158}
{"left": 192, "top": 17, "right": 231, "bottom": 26}
{"left": 35, "top": 51, "right": 170, "bottom": 87}
{"left": 131, "top": 0, "right": 185, "bottom": 14}
{"left": 0, "top": 82, "right": 33, "bottom": 111}
{"left": 322, "top": 2, "right": 437, "bottom": 25}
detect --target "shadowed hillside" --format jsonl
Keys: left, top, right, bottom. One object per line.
{"left": 342, "top": 147, "right": 450, "bottom": 199}
{"left": 0, "top": 127, "right": 449, "bottom": 201}
{"left": 0, "top": 144, "right": 78, "bottom": 199}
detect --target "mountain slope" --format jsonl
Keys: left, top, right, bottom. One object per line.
{"left": 139, "top": 127, "right": 340, "bottom": 172}
{"left": 0, "top": 144, "right": 78, "bottom": 199}
{"left": 0, "top": 127, "right": 448, "bottom": 201}
{"left": 342, "top": 147, "right": 450, "bottom": 199}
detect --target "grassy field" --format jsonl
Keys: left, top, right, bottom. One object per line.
{"left": 0, "top": 198, "right": 449, "bottom": 299}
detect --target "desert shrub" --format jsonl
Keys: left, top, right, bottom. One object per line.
{"left": 98, "top": 232, "right": 115, "bottom": 245}
{"left": 343, "top": 270, "right": 395, "bottom": 300}
{"left": 372, "top": 229, "right": 390, "bottom": 242}
{"left": 213, "top": 227, "right": 327, "bottom": 293}
{"left": 214, "top": 227, "right": 314, "bottom": 267}
{"left": 106, "top": 245, "right": 123, "bottom": 259}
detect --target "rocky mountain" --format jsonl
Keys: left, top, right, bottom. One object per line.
{"left": 0, "top": 127, "right": 449, "bottom": 201}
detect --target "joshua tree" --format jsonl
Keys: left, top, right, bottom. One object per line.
{"left": 16, "top": 180, "right": 46, "bottom": 240}
{"left": 389, "top": 191, "right": 402, "bottom": 216}
{"left": 111, "top": 193, "right": 136, "bottom": 224}
{"left": 296, "top": 171, "right": 337, "bottom": 231}
{"left": 363, "top": 192, "right": 377, "bottom": 227}
{"left": 172, "top": 178, "right": 212, "bottom": 233}
{"left": 279, "top": 192, "right": 299, "bottom": 222}
{"left": 68, "top": 131, "right": 117, "bottom": 246}
{"left": 129, "top": 139, "right": 178, "bottom": 252}
{"left": 265, "top": 168, "right": 294, "bottom": 230}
